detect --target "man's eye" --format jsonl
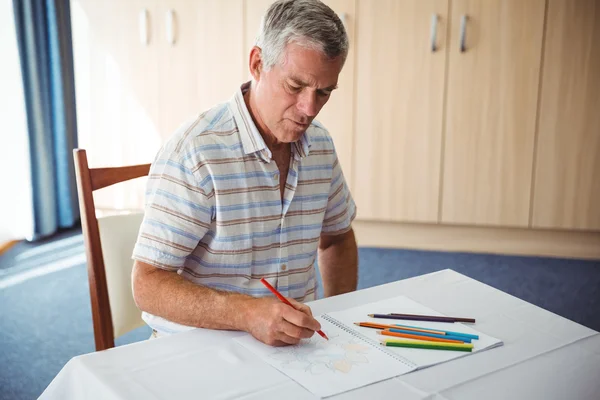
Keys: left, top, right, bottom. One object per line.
{"left": 288, "top": 84, "right": 301, "bottom": 92}
{"left": 317, "top": 90, "right": 331, "bottom": 97}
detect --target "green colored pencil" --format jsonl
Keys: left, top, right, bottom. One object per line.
{"left": 381, "top": 340, "right": 473, "bottom": 352}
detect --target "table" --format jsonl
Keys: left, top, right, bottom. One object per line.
{"left": 40, "top": 269, "right": 600, "bottom": 399}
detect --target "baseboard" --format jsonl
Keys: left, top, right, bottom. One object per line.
{"left": 352, "top": 220, "right": 600, "bottom": 260}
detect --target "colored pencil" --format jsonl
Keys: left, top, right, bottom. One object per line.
{"left": 356, "top": 322, "right": 479, "bottom": 340}
{"left": 381, "top": 339, "right": 473, "bottom": 352}
{"left": 386, "top": 328, "right": 471, "bottom": 343}
{"left": 381, "top": 340, "right": 473, "bottom": 353}
{"left": 394, "top": 324, "right": 479, "bottom": 340}
{"left": 368, "top": 313, "right": 475, "bottom": 323}
{"left": 390, "top": 313, "right": 476, "bottom": 323}
{"left": 383, "top": 338, "right": 474, "bottom": 349}
{"left": 260, "top": 278, "right": 328, "bottom": 340}
{"left": 354, "top": 322, "right": 443, "bottom": 335}
{"left": 377, "top": 330, "right": 464, "bottom": 344}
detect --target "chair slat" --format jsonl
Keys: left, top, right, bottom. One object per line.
{"left": 90, "top": 164, "right": 151, "bottom": 191}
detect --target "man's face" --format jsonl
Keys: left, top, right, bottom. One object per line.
{"left": 253, "top": 43, "right": 344, "bottom": 143}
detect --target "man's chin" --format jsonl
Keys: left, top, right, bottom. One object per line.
{"left": 277, "top": 129, "right": 306, "bottom": 143}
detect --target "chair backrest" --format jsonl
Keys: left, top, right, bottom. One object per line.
{"left": 73, "top": 149, "right": 150, "bottom": 351}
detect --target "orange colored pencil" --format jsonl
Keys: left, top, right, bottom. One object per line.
{"left": 354, "top": 322, "right": 445, "bottom": 335}
{"left": 378, "top": 330, "right": 464, "bottom": 344}
{"left": 354, "top": 322, "right": 398, "bottom": 330}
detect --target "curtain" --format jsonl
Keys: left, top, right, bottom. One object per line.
{"left": 13, "top": 0, "right": 79, "bottom": 240}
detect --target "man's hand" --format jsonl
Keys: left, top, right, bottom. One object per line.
{"left": 243, "top": 297, "right": 322, "bottom": 346}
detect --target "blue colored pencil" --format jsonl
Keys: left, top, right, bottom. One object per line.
{"left": 394, "top": 324, "right": 479, "bottom": 340}
{"left": 388, "top": 328, "right": 471, "bottom": 343}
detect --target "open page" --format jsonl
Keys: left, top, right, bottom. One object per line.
{"left": 234, "top": 315, "right": 414, "bottom": 398}
{"left": 327, "top": 295, "right": 504, "bottom": 370}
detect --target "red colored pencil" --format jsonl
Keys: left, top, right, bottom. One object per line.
{"left": 260, "top": 278, "right": 328, "bottom": 340}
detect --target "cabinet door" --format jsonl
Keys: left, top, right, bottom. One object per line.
{"left": 71, "top": 0, "right": 160, "bottom": 210}
{"left": 244, "top": 0, "right": 355, "bottom": 186}
{"left": 532, "top": 0, "right": 600, "bottom": 231}
{"left": 243, "top": 0, "right": 272, "bottom": 58}
{"left": 157, "top": 0, "right": 245, "bottom": 138}
{"left": 316, "top": 0, "right": 356, "bottom": 187}
{"left": 441, "top": 0, "right": 545, "bottom": 227}
{"left": 354, "top": 0, "right": 448, "bottom": 222}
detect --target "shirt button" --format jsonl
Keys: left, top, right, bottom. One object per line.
{"left": 281, "top": 264, "right": 287, "bottom": 271}
{"left": 273, "top": 173, "right": 279, "bottom": 181}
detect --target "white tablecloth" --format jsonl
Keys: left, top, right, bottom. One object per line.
{"left": 40, "top": 269, "right": 600, "bottom": 399}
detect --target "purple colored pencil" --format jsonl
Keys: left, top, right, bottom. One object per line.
{"left": 368, "top": 313, "right": 476, "bottom": 323}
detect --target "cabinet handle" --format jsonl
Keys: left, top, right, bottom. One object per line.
{"left": 459, "top": 14, "right": 467, "bottom": 52}
{"left": 139, "top": 9, "right": 149, "bottom": 45}
{"left": 430, "top": 14, "right": 438, "bottom": 52}
{"left": 166, "top": 9, "right": 176, "bottom": 45}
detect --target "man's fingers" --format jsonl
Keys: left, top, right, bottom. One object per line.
{"left": 282, "top": 306, "right": 321, "bottom": 332}
{"left": 276, "top": 331, "right": 301, "bottom": 345}
{"left": 271, "top": 339, "right": 291, "bottom": 347}
{"left": 281, "top": 320, "right": 315, "bottom": 340}
{"left": 288, "top": 298, "right": 313, "bottom": 317}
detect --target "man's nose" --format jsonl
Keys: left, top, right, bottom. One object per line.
{"left": 296, "top": 91, "right": 318, "bottom": 118}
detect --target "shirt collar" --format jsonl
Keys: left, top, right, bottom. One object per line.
{"left": 292, "top": 131, "right": 311, "bottom": 160}
{"left": 229, "top": 81, "right": 311, "bottom": 162}
{"left": 229, "top": 81, "right": 271, "bottom": 161}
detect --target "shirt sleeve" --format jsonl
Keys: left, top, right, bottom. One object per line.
{"left": 132, "top": 147, "right": 213, "bottom": 271}
{"left": 321, "top": 149, "right": 357, "bottom": 235}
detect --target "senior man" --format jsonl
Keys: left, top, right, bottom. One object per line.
{"left": 132, "top": 0, "right": 357, "bottom": 346}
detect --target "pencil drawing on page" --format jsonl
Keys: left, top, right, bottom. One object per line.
{"left": 268, "top": 334, "right": 371, "bottom": 374}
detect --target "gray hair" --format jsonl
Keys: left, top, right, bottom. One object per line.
{"left": 255, "top": 0, "right": 349, "bottom": 71}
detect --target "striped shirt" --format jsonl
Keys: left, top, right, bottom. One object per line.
{"left": 132, "top": 82, "right": 356, "bottom": 334}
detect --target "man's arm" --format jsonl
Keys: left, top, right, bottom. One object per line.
{"left": 317, "top": 228, "right": 358, "bottom": 297}
{"left": 132, "top": 261, "right": 321, "bottom": 346}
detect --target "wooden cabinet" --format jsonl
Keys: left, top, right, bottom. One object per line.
{"left": 243, "top": 0, "right": 272, "bottom": 61}
{"left": 441, "top": 0, "right": 546, "bottom": 227}
{"left": 71, "top": 0, "right": 245, "bottom": 210}
{"left": 71, "top": 0, "right": 161, "bottom": 210}
{"left": 192, "top": 0, "right": 245, "bottom": 113}
{"left": 532, "top": 0, "right": 600, "bottom": 231}
{"left": 71, "top": 0, "right": 600, "bottom": 236}
{"left": 244, "top": 0, "right": 356, "bottom": 186}
{"left": 353, "top": 0, "right": 448, "bottom": 222}
{"left": 156, "top": 0, "right": 244, "bottom": 137}
{"left": 155, "top": 0, "right": 200, "bottom": 137}
{"left": 316, "top": 0, "right": 356, "bottom": 188}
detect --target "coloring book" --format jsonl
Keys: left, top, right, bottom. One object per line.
{"left": 235, "top": 295, "right": 503, "bottom": 398}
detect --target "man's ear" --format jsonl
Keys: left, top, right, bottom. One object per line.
{"left": 249, "top": 46, "right": 263, "bottom": 81}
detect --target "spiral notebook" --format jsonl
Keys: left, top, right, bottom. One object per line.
{"left": 235, "top": 295, "right": 503, "bottom": 398}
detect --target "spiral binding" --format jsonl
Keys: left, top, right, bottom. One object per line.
{"left": 321, "top": 314, "right": 417, "bottom": 370}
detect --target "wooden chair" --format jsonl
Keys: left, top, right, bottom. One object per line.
{"left": 73, "top": 149, "right": 151, "bottom": 351}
